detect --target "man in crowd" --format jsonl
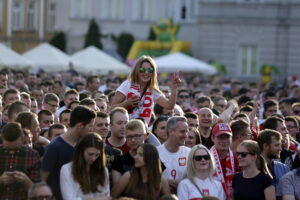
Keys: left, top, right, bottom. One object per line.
{"left": 59, "top": 109, "right": 71, "bottom": 128}
{"left": 41, "top": 106, "right": 96, "bottom": 200}
{"left": 55, "top": 89, "right": 79, "bottom": 116}
{"left": 184, "top": 112, "right": 199, "bottom": 129}
{"left": 106, "top": 107, "right": 130, "bottom": 153}
{"left": 157, "top": 116, "right": 190, "bottom": 192}
{"left": 3, "top": 88, "right": 20, "bottom": 106}
{"left": 210, "top": 123, "right": 239, "bottom": 199}
{"left": 93, "top": 111, "right": 110, "bottom": 139}
{"left": 38, "top": 110, "right": 54, "bottom": 129}
{"left": 7, "top": 101, "right": 29, "bottom": 122}
{"left": 230, "top": 119, "right": 252, "bottom": 153}
{"left": 0, "top": 122, "right": 41, "bottom": 199}
{"left": 258, "top": 129, "right": 289, "bottom": 198}
{"left": 111, "top": 119, "right": 146, "bottom": 185}
{"left": 198, "top": 108, "right": 214, "bottom": 149}
{"left": 28, "top": 182, "right": 53, "bottom": 200}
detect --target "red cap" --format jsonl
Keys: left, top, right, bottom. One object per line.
{"left": 212, "top": 123, "right": 232, "bottom": 137}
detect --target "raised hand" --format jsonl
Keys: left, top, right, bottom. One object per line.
{"left": 171, "top": 72, "right": 182, "bottom": 90}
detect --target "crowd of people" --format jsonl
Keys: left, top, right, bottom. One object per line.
{"left": 0, "top": 55, "right": 300, "bottom": 200}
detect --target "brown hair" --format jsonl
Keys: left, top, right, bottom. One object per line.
{"left": 128, "top": 56, "right": 160, "bottom": 92}
{"left": 239, "top": 140, "right": 272, "bottom": 178}
{"left": 230, "top": 119, "right": 250, "bottom": 140}
{"left": 125, "top": 144, "right": 161, "bottom": 200}
{"left": 72, "top": 133, "right": 107, "bottom": 194}
{"left": 257, "top": 129, "right": 282, "bottom": 151}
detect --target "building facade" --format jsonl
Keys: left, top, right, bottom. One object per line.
{"left": 1, "top": 0, "right": 300, "bottom": 80}
{"left": 0, "top": 0, "right": 55, "bottom": 53}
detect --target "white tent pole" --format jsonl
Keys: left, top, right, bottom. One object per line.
{"left": 6, "top": 0, "right": 12, "bottom": 47}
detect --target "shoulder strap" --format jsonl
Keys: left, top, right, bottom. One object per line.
{"left": 190, "top": 179, "right": 205, "bottom": 197}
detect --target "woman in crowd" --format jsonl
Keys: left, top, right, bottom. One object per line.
{"left": 111, "top": 56, "right": 180, "bottom": 125}
{"left": 152, "top": 116, "right": 168, "bottom": 144}
{"left": 177, "top": 144, "right": 225, "bottom": 200}
{"left": 233, "top": 140, "right": 275, "bottom": 200}
{"left": 185, "top": 127, "right": 202, "bottom": 148}
{"left": 112, "top": 143, "right": 170, "bottom": 199}
{"left": 60, "top": 133, "right": 110, "bottom": 200}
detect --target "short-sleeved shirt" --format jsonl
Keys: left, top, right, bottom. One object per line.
{"left": 178, "top": 177, "right": 226, "bottom": 200}
{"left": 105, "top": 138, "right": 130, "bottom": 154}
{"left": 0, "top": 145, "right": 41, "bottom": 200}
{"left": 117, "top": 80, "right": 162, "bottom": 124}
{"left": 279, "top": 168, "right": 300, "bottom": 199}
{"left": 233, "top": 172, "right": 273, "bottom": 200}
{"left": 111, "top": 152, "right": 134, "bottom": 175}
{"left": 42, "top": 136, "right": 74, "bottom": 200}
{"left": 157, "top": 144, "right": 190, "bottom": 181}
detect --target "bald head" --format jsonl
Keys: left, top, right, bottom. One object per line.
{"left": 198, "top": 108, "right": 213, "bottom": 128}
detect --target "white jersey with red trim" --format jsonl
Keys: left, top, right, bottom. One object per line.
{"left": 157, "top": 144, "right": 190, "bottom": 181}
{"left": 117, "top": 80, "right": 162, "bottom": 124}
{"left": 177, "top": 177, "right": 226, "bottom": 200}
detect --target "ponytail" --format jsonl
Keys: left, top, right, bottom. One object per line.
{"left": 256, "top": 154, "right": 273, "bottom": 179}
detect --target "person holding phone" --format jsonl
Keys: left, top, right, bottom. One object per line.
{"left": 111, "top": 55, "right": 181, "bottom": 125}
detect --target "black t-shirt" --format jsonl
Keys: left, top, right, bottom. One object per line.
{"left": 111, "top": 152, "right": 134, "bottom": 174}
{"left": 201, "top": 135, "right": 214, "bottom": 149}
{"left": 233, "top": 172, "right": 273, "bottom": 200}
{"left": 105, "top": 145, "right": 122, "bottom": 171}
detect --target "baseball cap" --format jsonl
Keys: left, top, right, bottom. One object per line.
{"left": 212, "top": 123, "right": 232, "bottom": 137}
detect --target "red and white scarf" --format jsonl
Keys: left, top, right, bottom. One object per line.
{"left": 210, "top": 146, "right": 235, "bottom": 198}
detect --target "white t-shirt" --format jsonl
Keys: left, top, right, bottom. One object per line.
{"left": 117, "top": 80, "right": 162, "bottom": 124}
{"left": 157, "top": 144, "right": 190, "bottom": 181}
{"left": 60, "top": 162, "right": 110, "bottom": 200}
{"left": 177, "top": 177, "right": 226, "bottom": 200}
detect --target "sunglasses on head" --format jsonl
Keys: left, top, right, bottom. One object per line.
{"left": 194, "top": 155, "right": 210, "bottom": 161}
{"left": 139, "top": 67, "right": 154, "bottom": 73}
{"left": 236, "top": 152, "right": 254, "bottom": 158}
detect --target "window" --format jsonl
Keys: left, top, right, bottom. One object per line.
{"left": 71, "top": 0, "right": 92, "bottom": 18}
{"left": 169, "top": 0, "right": 198, "bottom": 23}
{"left": 131, "top": 0, "right": 153, "bottom": 21}
{"left": 28, "top": 1, "right": 36, "bottom": 31}
{"left": 100, "top": 0, "right": 123, "bottom": 20}
{"left": 13, "top": 0, "right": 23, "bottom": 31}
{"left": 48, "top": 2, "right": 55, "bottom": 32}
{"left": 239, "top": 45, "right": 258, "bottom": 75}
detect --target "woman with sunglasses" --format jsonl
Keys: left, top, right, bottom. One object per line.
{"left": 111, "top": 56, "right": 180, "bottom": 125}
{"left": 60, "top": 133, "right": 110, "bottom": 200}
{"left": 111, "top": 143, "right": 170, "bottom": 199}
{"left": 233, "top": 140, "right": 275, "bottom": 200}
{"left": 177, "top": 144, "right": 225, "bottom": 200}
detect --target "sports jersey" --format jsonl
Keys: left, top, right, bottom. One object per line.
{"left": 157, "top": 144, "right": 190, "bottom": 181}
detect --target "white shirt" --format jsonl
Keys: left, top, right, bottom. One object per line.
{"left": 60, "top": 162, "right": 110, "bottom": 200}
{"left": 157, "top": 144, "right": 190, "bottom": 181}
{"left": 117, "top": 80, "right": 162, "bottom": 124}
{"left": 177, "top": 177, "right": 226, "bottom": 200}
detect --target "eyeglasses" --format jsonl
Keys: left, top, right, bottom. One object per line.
{"left": 293, "top": 110, "right": 300, "bottom": 114}
{"left": 236, "top": 152, "right": 254, "bottom": 158}
{"left": 139, "top": 67, "right": 154, "bottom": 73}
{"left": 179, "top": 95, "right": 190, "bottom": 99}
{"left": 30, "top": 195, "right": 54, "bottom": 200}
{"left": 126, "top": 134, "right": 144, "bottom": 140}
{"left": 46, "top": 102, "right": 59, "bottom": 108}
{"left": 194, "top": 155, "right": 210, "bottom": 161}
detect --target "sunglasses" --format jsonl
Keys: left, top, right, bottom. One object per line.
{"left": 179, "top": 95, "right": 190, "bottom": 99}
{"left": 139, "top": 67, "right": 154, "bottom": 73}
{"left": 236, "top": 152, "right": 254, "bottom": 158}
{"left": 194, "top": 155, "right": 210, "bottom": 161}
{"left": 293, "top": 110, "right": 300, "bottom": 114}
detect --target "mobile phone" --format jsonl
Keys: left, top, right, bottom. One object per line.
{"left": 6, "top": 172, "right": 14, "bottom": 176}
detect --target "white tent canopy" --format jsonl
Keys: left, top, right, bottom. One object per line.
{"left": 155, "top": 52, "right": 217, "bottom": 75}
{"left": 0, "top": 43, "right": 31, "bottom": 69}
{"left": 71, "top": 46, "right": 130, "bottom": 74}
{"left": 22, "top": 43, "right": 72, "bottom": 72}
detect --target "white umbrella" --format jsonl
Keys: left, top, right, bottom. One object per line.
{"left": 0, "top": 43, "right": 31, "bottom": 69}
{"left": 71, "top": 46, "right": 130, "bottom": 75}
{"left": 23, "top": 43, "right": 73, "bottom": 72}
{"left": 155, "top": 52, "right": 217, "bottom": 75}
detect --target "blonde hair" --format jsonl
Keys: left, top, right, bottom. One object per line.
{"left": 187, "top": 144, "right": 215, "bottom": 182}
{"left": 128, "top": 56, "right": 160, "bottom": 92}
{"left": 126, "top": 119, "right": 146, "bottom": 134}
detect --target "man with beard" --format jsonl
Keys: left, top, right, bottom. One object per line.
{"left": 198, "top": 108, "right": 214, "bottom": 149}
{"left": 258, "top": 129, "right": 289, "bottom": 199}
